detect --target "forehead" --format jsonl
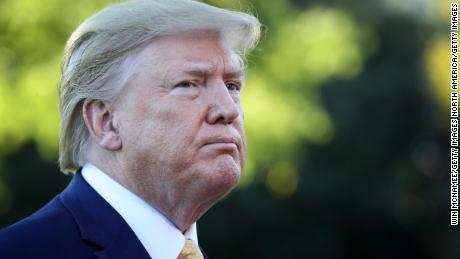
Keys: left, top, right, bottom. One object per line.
{"left": 128, "top": 31, "right": 244, "bottom": 77}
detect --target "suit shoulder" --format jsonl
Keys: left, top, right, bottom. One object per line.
{"left": 0, "top": 195, "right": 87, "bottom": 258}
{"left": 0, "top": 195, "right": 76, "bottom": 238}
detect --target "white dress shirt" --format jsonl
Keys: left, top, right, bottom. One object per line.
{"left": 82, "top": 163, "right": 199, "bottom": 259}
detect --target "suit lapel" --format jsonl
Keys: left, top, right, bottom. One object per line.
{"left": 60, "top": 172, "right": 150, "bottom": 259}
{"left": 200, "top": 245, "right": 210, "bottom": 259}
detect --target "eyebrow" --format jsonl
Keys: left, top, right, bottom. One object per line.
{"left": 176, "top": 63, "right": 244, "bottom": 79}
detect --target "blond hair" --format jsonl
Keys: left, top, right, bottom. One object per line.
{"left": 58, "top": 0, "right": 261, "bottom": 174}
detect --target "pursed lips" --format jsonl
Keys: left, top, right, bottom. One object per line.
{"left": 203, "top": 136, "right": 240, "bottom": 149}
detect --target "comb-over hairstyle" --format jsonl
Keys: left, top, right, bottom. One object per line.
{"left": 59, "top": 0, "right": 261, "bottom": 174}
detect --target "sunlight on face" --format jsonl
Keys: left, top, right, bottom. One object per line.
{"left": 112, "top": 31, "right": 247, "bottom": 216}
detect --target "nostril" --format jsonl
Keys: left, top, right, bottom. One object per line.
{"left": 206, "top": 102, "right": 239, "bottom": 125}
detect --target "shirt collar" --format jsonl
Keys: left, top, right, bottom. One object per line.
{"left": 82, "top": 163, "right": 199, "bottom": 259}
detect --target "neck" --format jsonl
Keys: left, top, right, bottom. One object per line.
{"left": 87, "top": 149, "right": 221, "bottom": 233}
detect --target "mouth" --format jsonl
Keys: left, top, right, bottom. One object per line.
{"left": 203, "top": 136, "right": 240, "bottom": 149}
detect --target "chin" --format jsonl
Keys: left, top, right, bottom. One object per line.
{"left": 204, "top": 155, "right": 241, "bottom": 197}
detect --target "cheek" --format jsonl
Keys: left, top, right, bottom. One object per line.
{"left": 147, "top": 102, "right": 202, "bottom": 156}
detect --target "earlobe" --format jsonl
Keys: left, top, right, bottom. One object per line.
{"left": 82, "top": 99, "right": 122, "bottom": 151}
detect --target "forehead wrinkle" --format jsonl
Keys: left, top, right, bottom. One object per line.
{"left": 183, "top": 60, "right": 216, "bottom": 77}
{"left": 131, "top": 40, "right": 245, "bottom": 84}
{"left": 165, "top": 57, "right": 244, "bottom": 80}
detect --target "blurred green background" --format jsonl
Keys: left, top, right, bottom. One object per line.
{"left": 0, "top": 0, "right": 456, "bottom": 258}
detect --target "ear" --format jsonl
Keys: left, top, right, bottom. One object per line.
{"left": 82, "top": 99, "right": 122, "bottom": 151}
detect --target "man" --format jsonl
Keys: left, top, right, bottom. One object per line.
{"left": 0, "top": 0, "right": 260, "bottom": 258}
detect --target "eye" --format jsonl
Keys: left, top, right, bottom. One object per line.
{"left": 226, "top": 82, "right": 241, "bottom": 91}
{"left": 175, "top": 81, "right": 196, "bottom": 88}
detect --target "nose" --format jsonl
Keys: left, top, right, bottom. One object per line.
{"left": 206, "top": 81, "right": 240, "bottom": 125}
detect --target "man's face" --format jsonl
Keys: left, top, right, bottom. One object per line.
{"left": 113, "top": 31, "right": 246, "bottom": 214}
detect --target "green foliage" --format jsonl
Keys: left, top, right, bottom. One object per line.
{"left": 243, "top": 6, "right": 375, "bottom": 179}
{"left": 0, "top": 0, "right": 375, "bottom": 192}
{"left": 0, "top": 0, "right": 113, "bottom": 158}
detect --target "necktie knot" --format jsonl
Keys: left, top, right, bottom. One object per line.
{"left": 177, "top": 238, "right": 204, "bottom": 259}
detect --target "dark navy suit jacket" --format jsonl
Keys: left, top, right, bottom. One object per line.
{"left": 0, "top": 173, "right": 209, "bottom": 259}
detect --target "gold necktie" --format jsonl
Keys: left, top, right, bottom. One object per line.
{"left": 177, "top": 238, "right": 204, "bottom": 259}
